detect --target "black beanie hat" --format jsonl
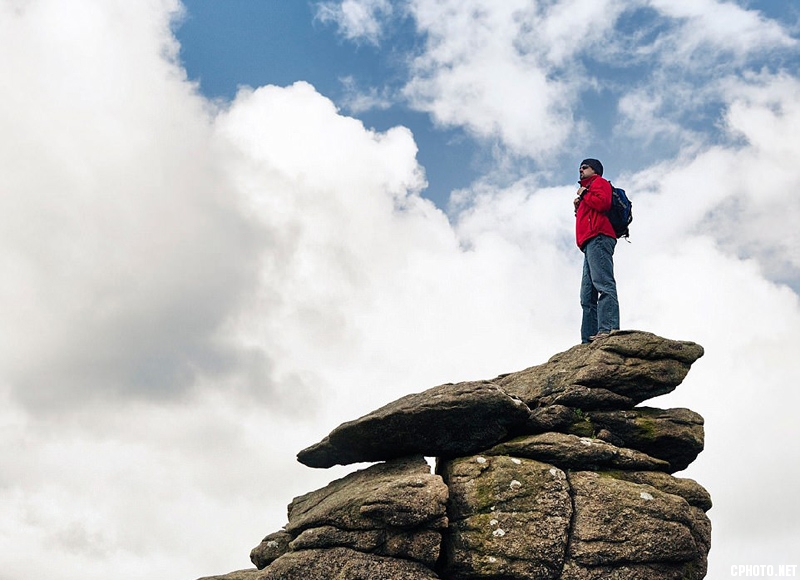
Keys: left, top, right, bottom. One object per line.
{"left": 581, "top": 158, "right": 604, "bottom": 176}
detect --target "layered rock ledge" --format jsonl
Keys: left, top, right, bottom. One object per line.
{"left": 199, "top": 330, "right": 711, "bottom": 580}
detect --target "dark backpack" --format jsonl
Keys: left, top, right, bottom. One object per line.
{"left": 606, "top": 183, "right": 632, "bottom": 239}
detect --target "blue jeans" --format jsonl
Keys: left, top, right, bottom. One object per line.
{"left": 580, "top": 235, "right": 619, "bottom": 343}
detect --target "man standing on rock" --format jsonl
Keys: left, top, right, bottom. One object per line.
{"left": 574, "top": 158, "right": 619, "bottom": 343}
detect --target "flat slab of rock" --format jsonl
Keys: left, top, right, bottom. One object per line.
{"left": 439, "top": 455, "right": 572, "bottom": 580}
{"left": 260, "top": 547, "right": 442, "bottom": 580}
{"left": 496, "top": 331, "right": 704, "bottom": 410}
{"left": 296, "top": 331, "right": 704, "bottom": 469}
{"left": 297, "top": 381, "right": 531, "bottom": 468}
{"left": 287, "top": 456, "right": 448, "bottom": 532}
{"left": 575, "top": 407, "right": 704, "bottom": 473}
{"left": 283, "top": 456, "right": 448, "bottom": 566}
{"left": 290, "top": 526, "right": 443, "bottom": 568}
{"left": 482, "top": 432, "right": 670, "bottom": 472}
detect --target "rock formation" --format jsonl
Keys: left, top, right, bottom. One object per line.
{"left": 198, "top": 330, "right": 712, "bottom": 580}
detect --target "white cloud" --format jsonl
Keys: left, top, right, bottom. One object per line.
{"left": 636, "top": 71, "right": 800, "bottom": 285}
{"left": 714, "top": 72, "right": 800, "bottom": 280}
{"left": 647, "top": 0, "right": 796, "bottom": 63}
{"left": 0, "top": 0, "right": 265, "bottom": 410}
{"left": 338, "top": 75, "right": 394, "bottom": 114}
{"left": 0, "top": 4, "right": 576, "bottom": 576}
{"left": 401, "top": 0, "right": 619, "bottom": 160}
{"left": 400, "top": 0, "right": 798, "bottom": 166}
{"left": 315, "top": 0, "right": 393, "bottom": 45}
{"left": 316, "top": 0, "right": 796, "bottom": 169}
{"left": 616, "top": 87, "right": 691, "bottom": 145}
{"left": 604, "top": 1, "right": 798, "bottom": 182}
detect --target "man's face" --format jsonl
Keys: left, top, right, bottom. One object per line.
{"left": 579, "top": 164, "right": 596, "bottom": 179}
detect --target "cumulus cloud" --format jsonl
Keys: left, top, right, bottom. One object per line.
{"left": 397, "top": 0, "right": 796, "bottom": 167}
{"left": 0, "top": 4, "right": 576, "bottom": 577}
{"left": 608, "top": 1, "right": 797, "bottom": 164}
{"left": 711, "top": 72, "right": 800, "bottom": 283}
{"left": 0, "top": 0, "right": 267, "bottom": 410}
{"left": 647, "top": 0, "right": 796, "bottom": 63}
{"left": 401, "top": 0, "right": 617, "bottom": 160}
{"left": 615, "top": 69, "right": 800, "bottom": 290}
{"left": 314, "top": 0, "right": 797, "bottom": 173}
{"left": 315, "top": 0, "right": 394, "bottom": 45}
{"left": 338, "top": 75, "right": 394, "bottom": 114}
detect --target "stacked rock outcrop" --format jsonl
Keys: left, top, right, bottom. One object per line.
{"left": 199, "top": 330, "right": 712, "bottom": 580}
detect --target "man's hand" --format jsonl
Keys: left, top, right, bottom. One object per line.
{"left": 574, "top": 186, "right": 586, "bottom": 212}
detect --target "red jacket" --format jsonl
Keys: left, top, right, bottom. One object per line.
{"left": 575, "top": 175, "right": 615, "bottom": 249}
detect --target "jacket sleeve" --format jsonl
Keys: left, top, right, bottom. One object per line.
{"left": 581, "top": 178, "right": 612, "bottom": 213}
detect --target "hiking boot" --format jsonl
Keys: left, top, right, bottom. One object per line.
{"left": 589, "top": 332, "right": 611, "bottom": 341}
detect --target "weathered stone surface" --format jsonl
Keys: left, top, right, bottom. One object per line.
{"left": 260, "top": 547, "right": 442, "bottom": 580}
{"left": 688, "top": 506, "right": 712, "bottom": 575}
{"left": 525, "top": 404, "right": 576, "bottom": 433}
{"left": 250, "top": 530, "right": 291, "bottom": 569}
{"left": 284, "top": 456, "right": 447, "bottom": 565}
{"left": 205, "top": 332, "right": 711, "bottom": 580}
{"left": 287, "top": 456, "right": 447, "bottom": 532}
{"left": 568, "top": 471, "right": 704, "bottom": 567}
{"left": 298, "top": 381, "right": 531, "bottom": 468}
{"left": 577, "top": 407, "right": 704, "bottom": 473}
{"left": 606, "top": 471, "right": 712, "bottom": 511}
{"left": 289, "top": 526, "right": 442, "bottom": 568}
{"left": 559, "top": 561, "right": 705, "bottom": 580}
{"left": 196, "top": 570, "right": 262, "bottom": 580}
{"left": 496, "top": 331, "right": 704, "bottom": 410}
{"left": 439, "top": 455, "right": 572, "bottom": 580}
{"left": 564, "top": 506, "right": 710, "bottom": 579}
{"left": 483, "top": 432, "right": 670, "bottom": 472}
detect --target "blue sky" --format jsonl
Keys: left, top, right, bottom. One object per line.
{"left": 1, "top": 1, "right": 800, "bottom": 579}
{"left": 174, "top": 0, "right": 800, "bottom": 209}
{"left": 177, "top": 0, "right": 485, "bottom": 207}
